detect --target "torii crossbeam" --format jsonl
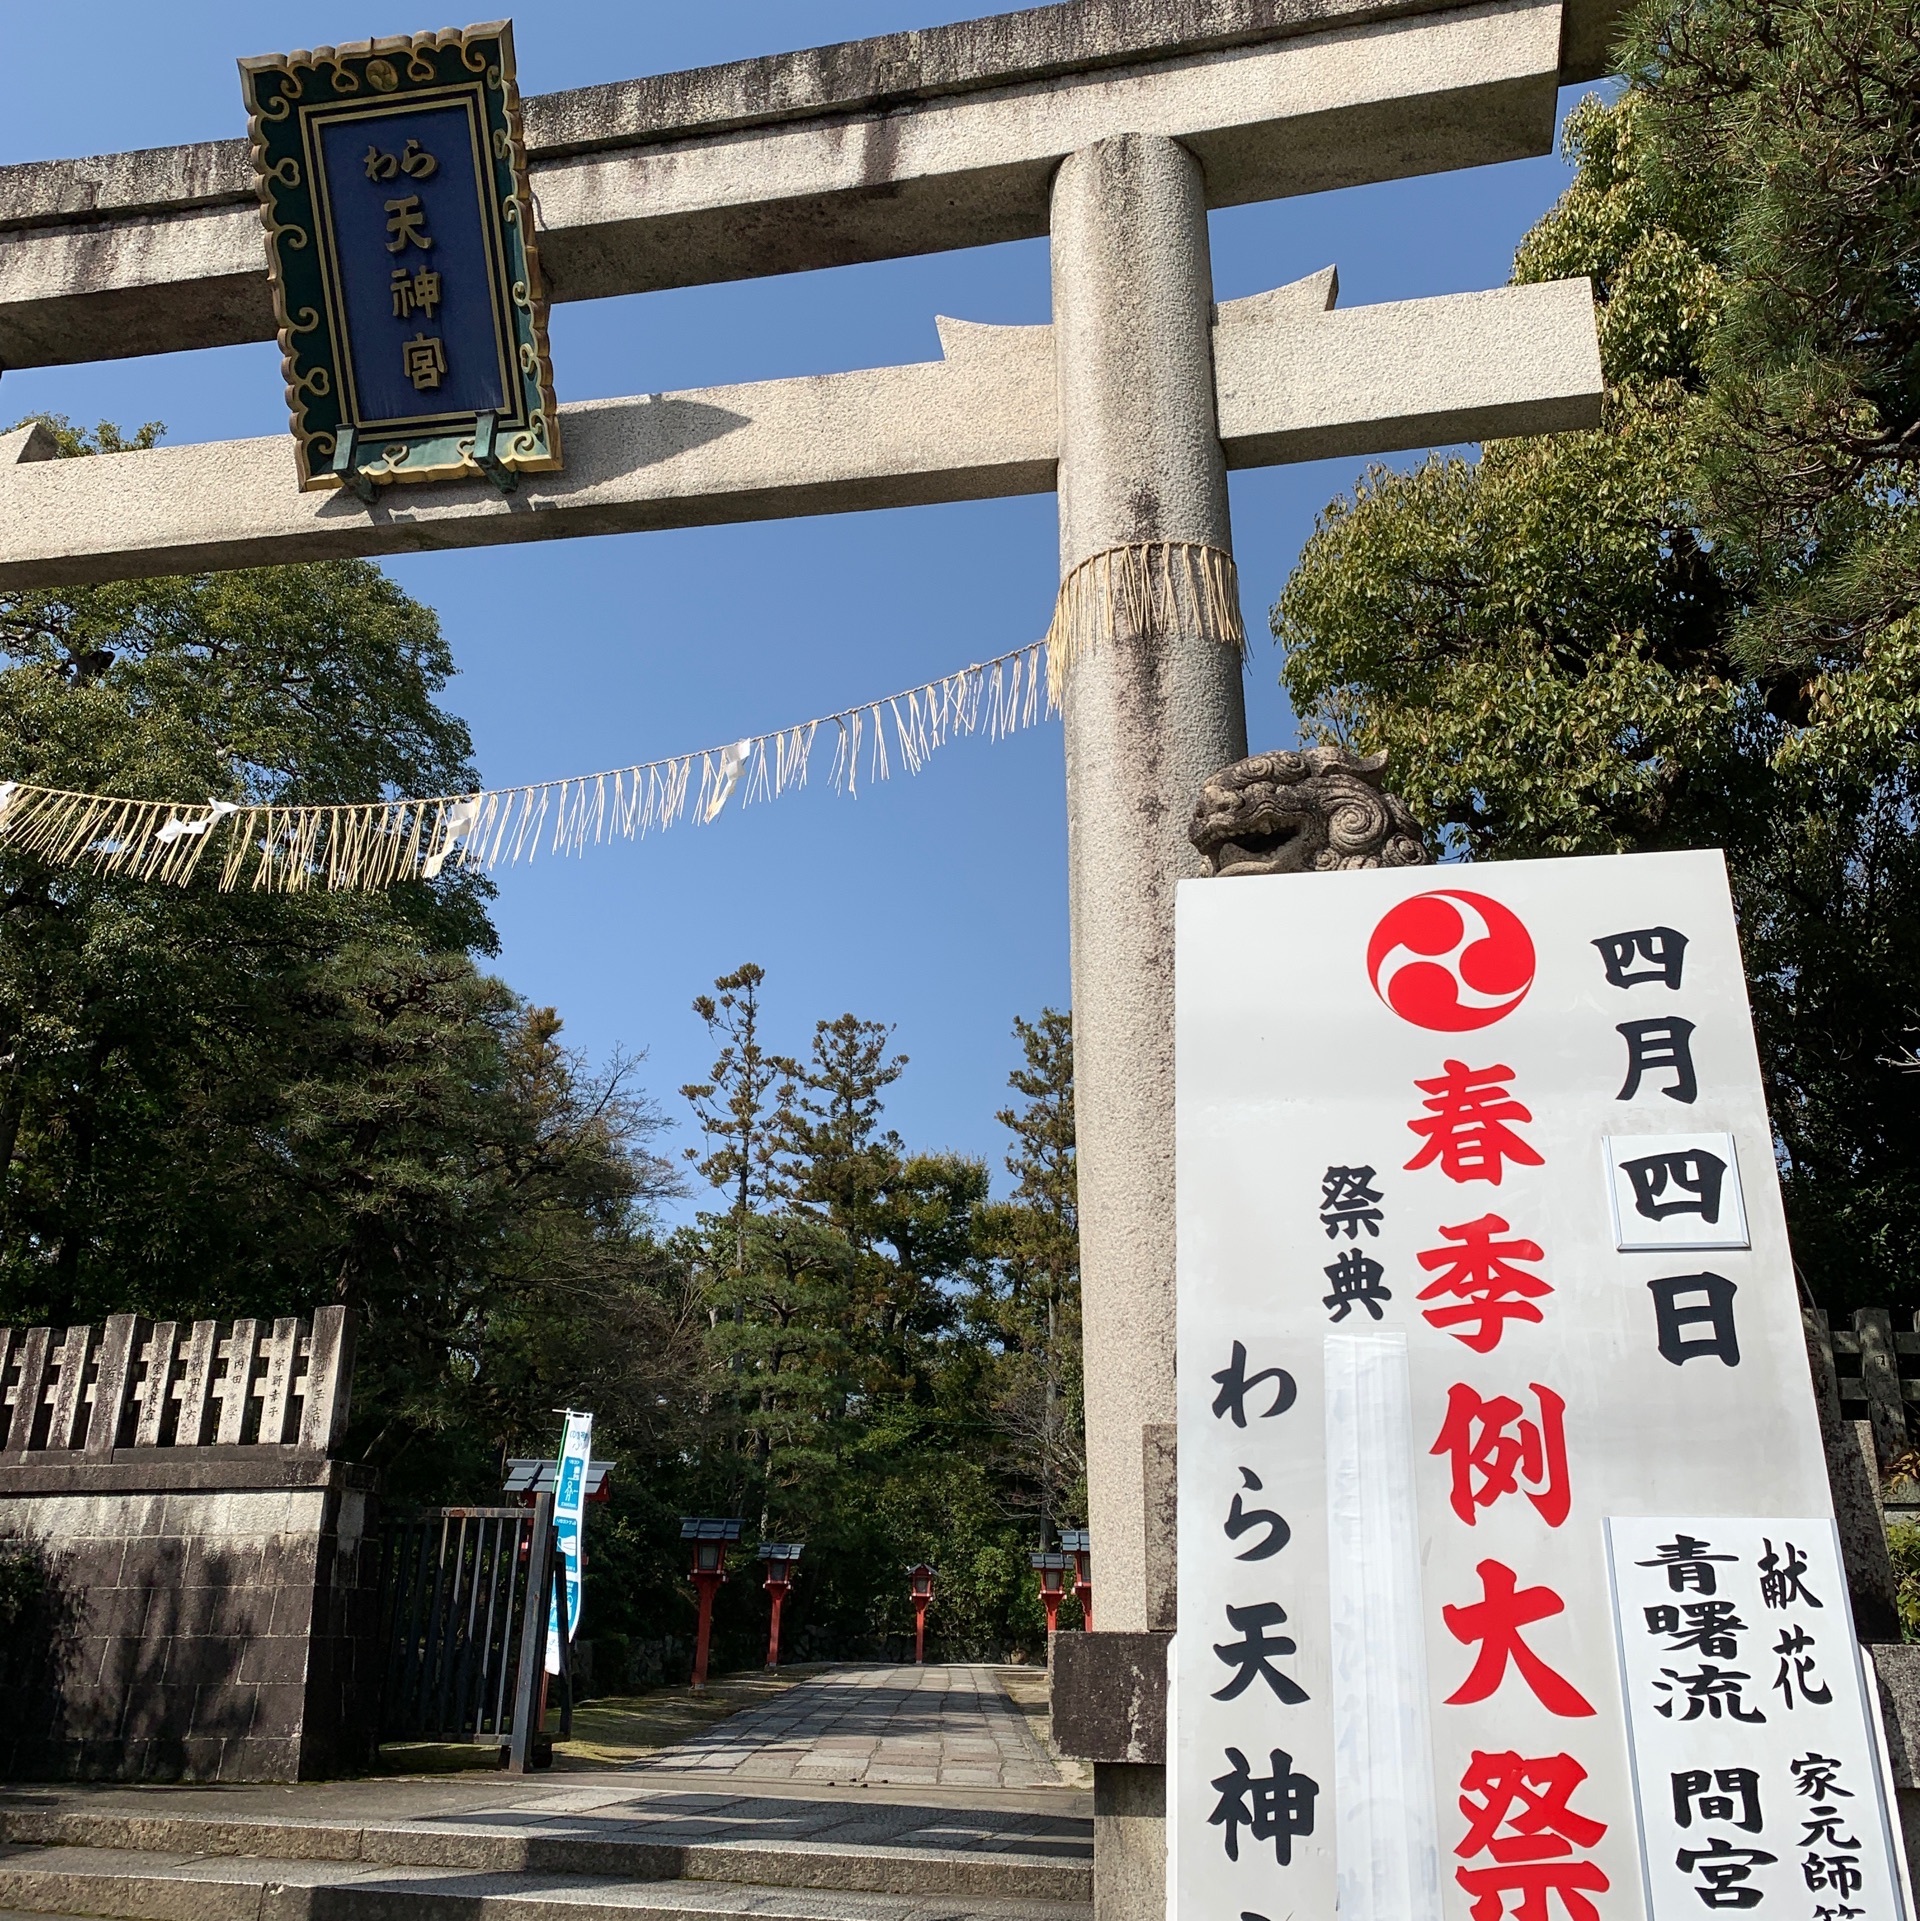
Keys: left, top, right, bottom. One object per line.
{"left": 0, "top": 271, "right": 1596, "bottom": 586}
{"left": 0, "top": 0, "right": 1617, "bottom": 1899}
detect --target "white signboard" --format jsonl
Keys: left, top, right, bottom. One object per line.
{"left": 1174, "top": 851, "right": 1904, "bottom": 1921}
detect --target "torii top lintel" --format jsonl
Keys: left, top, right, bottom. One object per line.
{"left": 0, "top": 0, "right": 1621, "bottom": 372}
{"left": 0, "top": 0, "right": 1610, "bottom": 591}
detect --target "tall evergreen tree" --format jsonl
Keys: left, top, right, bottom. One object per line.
{"left": 777, "top": 1009, "right": 984, "bottom": 1399}
{"left": 675, "top": 968, "right": 1041, "bottom": 1660}
{"left": 1273, "top": 0, "right": 1920, "bottom": 1312}
{"left": 704, "top": 1209, "right": 857, "bottom": 1532}
{"left": 973, "top": 1010, "right": 1083, "bottom": 1544}
{"left": 780, "top": 1013, "right": 906, "bottom": 1244}
{"left": 680, "top": 963, "right": 791, "bottom": 1275}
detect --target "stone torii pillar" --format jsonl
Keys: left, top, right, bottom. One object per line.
{"left": 1050, "top": 131, "right": 1243, "bottom": 1917}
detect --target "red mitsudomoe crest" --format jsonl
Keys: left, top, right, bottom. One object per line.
{"left": 1367, "top": 889, "right": 1536, "bottom": 1031}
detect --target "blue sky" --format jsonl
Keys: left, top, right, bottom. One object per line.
{"left": 2, "top": 6, "right": 1600, "bottom": 1207}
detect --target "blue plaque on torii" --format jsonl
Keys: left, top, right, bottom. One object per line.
{"left": 239, "top": 22, "right": 561, "bottom": 497}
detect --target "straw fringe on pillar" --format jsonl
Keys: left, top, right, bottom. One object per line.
{"left": 0, "top": 642, "right": 1054, "bottom": 895}
{"left": 1044, "top": 540, "right": 1247, "bottom": 706}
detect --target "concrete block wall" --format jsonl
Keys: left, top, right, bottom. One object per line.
{"left": 0, "top": 1480, "right": 379, "bottom": 1781}
{"left": 0, "top": 1307, "right": 380, "bottom": 1782}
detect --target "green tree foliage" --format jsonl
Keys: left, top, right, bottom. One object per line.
{"left": 672, "top": 968, "right": 1075, "bottom": 1662}
{"left": 0, "top": 420, "right": 688, "bottom": 1496}
{"left": 681, "top": 963, "right": 791, "bottom": 1272}
{"left": 1889, "top": 1519, "right": 1920, "bottom": 1642}
{"left": 783, "top": 1014, "right": 987, "bottom": 1403}
{"left": 1274, "top": 0, "right": 1920, "bottom": 1312}
{"left": 1635, "top": 0, "right": 1920, "bottom": 648}
{"left": 704, "top": 1208, "right": 859, "bottom": 1531}
{"left": 973, "top": 1011, "right": 1084, "bottom": 1543}
{"left": 781, "top": 1012, "right": 908, "bottom": 1233}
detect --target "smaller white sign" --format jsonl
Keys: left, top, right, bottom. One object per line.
{"left": 546, "top": 1409, "right": 592, "bottom": 1676}
{"left": 1605, "top": 1133, "right": 1751, "bottom": 1252}
{"left": 1607, "top": 1517, "right": 1906, "bottom": 1921}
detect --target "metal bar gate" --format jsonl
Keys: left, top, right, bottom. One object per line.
{"left": 374, "top": 1490, "right": 572, "bottom": 1771}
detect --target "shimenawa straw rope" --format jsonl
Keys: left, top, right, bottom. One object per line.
{"left": 1044, "top": 540, "right": 1247, "bottom": 705}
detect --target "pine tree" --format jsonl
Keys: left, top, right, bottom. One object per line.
{"left": 779, "top": 1013, "right": 906, "bottom": 1245}
{"left": 974, "top": 1010, "right": 1083, "bottom": 1545}
{"left": 704, "top": 1209, "right": 857, "bottom": 1534}
{"left": 680, "top": 963, "right": 792, "bottom": 1274}
{"left": 779, "top": 1013, "right": 982, "bottom": 1399}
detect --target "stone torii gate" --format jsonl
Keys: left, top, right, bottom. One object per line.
{"left": 0, "top": 0, "right": 1613, "bottom": 1907}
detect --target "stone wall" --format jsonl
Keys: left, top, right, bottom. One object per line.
{"left": 0, "top": 1307, "right": 380, "bottom": 1782}
{"left": 0, "top": 1472, "right": 379, "bottom": 1781}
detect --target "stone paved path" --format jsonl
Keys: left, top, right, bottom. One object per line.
{"left": 630, "top": 1664, "right": 1060, "bottom": 1789}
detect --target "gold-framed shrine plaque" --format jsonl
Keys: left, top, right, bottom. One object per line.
{"left": 239, "top": 21, "right": 561, "bottom": 495}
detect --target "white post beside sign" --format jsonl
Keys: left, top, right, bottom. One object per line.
{"left": 1174, "top": 850, "right": 1904, "bottom": 1921}
{"left": 546, "top": 1408, "right": 592, "bottom": 1676}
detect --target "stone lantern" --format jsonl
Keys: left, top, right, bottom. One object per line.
{"left": 679, "top": 1517, "right": 743, "bottom": 1692}
{"left": 1032, "top": 1550, "right": 1074, "bottom": 1639}
{"left": 1059, "top": 1528, "right": 1093, "bottom": 1630}
{"left": 756, "top": 1542, "right": 804, "bottom": 1670}
{"left": 906, "top": 1562, "right": 936, "bottom": 1664}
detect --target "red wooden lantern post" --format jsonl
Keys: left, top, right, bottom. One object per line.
{"left": 757, "top": 1542, "right": 804, "bottom": 1669}
{"left": 680, "top": 1517, "right": 743, "bottom": 1693}
{"left": 907, "top": 1562, "right": 936, "bottom": 1664}
{"left": 1032, "top": 1551, "right": 1072, "bottom": 1639}
{"left": 1060, "top": 1528, "right": 1093, "bottom": 1630}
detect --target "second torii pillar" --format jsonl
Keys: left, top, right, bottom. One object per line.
{"left": 1052, "top": 132, "right": 1245, "bottom": 1921}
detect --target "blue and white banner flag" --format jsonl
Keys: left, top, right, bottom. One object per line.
{"left": 546, "top": 1408, "right": 593, "bottom": 1677}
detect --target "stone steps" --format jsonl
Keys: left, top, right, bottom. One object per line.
{"left": 1, "top": 1806, "right": 1085, "bottom": 1902}
{"left": 0, "top": 1843, "right": 1093, "bottom": 1921}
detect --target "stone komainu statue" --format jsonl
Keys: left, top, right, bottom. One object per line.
{"left": 1189, "top": 746, "right": 1429, "bottom": 876}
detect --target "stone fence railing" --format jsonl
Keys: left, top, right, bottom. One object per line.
{"left": 0, "top": 1306, "right": 352, "bottom": 1462}
{"left": 1807, "top": 1306, "right": 1920, "bottom": 1469}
